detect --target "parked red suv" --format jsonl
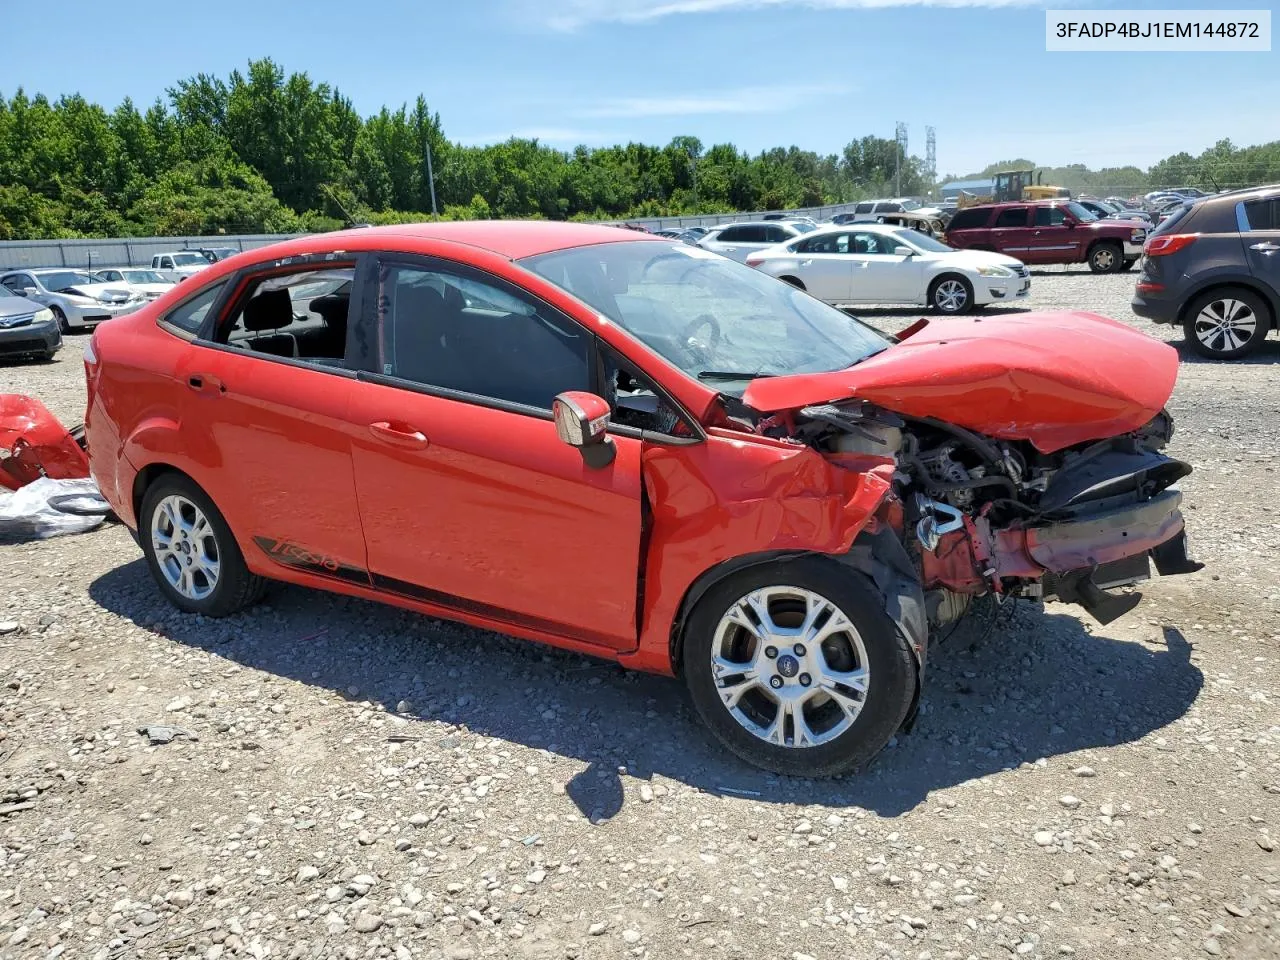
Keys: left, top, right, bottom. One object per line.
{"left": 84, "top": 222, "right": 1198, "bottom": 777}
{"left": 944, "top": 200, "right": 1147, "bottom": 273}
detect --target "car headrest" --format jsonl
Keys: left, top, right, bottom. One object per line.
{"left": 440, "top": 282, "right": 465, "bottom": 313}
{"left": 242, "top": 288, "right": 294, "bottom": 332}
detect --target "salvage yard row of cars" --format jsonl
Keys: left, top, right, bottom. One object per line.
{"left": 0, "top": 248, "right": 243, "bottom": 360}
{"left": 69, "top": 220, "right": 1207, "bottom": 778}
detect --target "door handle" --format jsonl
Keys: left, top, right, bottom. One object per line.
{"left": 800, "top": 259, "right": 813, "bottom": 266}
{"left": 187, "top": 374, "right": 225, "bottom": 394}
{"left": 1251, "top": 242, "right": 1280, "bottom": 254}
{"left": 369, "top": 421, "right": 429, "bottom": 449}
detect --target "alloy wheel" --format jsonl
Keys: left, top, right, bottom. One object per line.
{"left": 151, "top": 494, "right": 221, "bottom": 600}
{"left": 935, "top": 279, "right": 968, "bottom": 313}
{"left": 1194, "top": 298, "right": 1257, "bottom": 354}
{"left": 710, "top": 586, "right": 870, "bottom": 749}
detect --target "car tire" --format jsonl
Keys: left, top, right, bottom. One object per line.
{"left": 1087, "top": 242, "right": 1124, "bottom": 273}
{"left": 51, "top": 306, "right": 69, "bottom": 334}
{"left": 929, "top": 274, "right": 974, "bottom": 314}
{"left": 1182, "top": 286, "right": 1271, "bottom": 360}
{"left": 682, "top": 557, "right": 917, "bottom": 778}
{"left": 779, "top": 276, "right": 806, "bottom": 290}
{"left": 139, "top": 474, "right": 266, "bottom": 617}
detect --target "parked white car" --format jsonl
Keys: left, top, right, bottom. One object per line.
{"left": 151, "top": 251, "right": 211, "bottom": 282}
{"left": 93, "top": 267, "right": 177, "bottom": 301}
{"left": 0, "top": 268, "right": 145, "bottom": 331}
{"left": 697, "top": 221, "right": 815, "bottom": 262}
{"left": 744, "top": 223, "right": 1030, "bottom": 314}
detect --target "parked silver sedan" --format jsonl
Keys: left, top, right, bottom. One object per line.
{"left": 93, "top": 267, "right": 177, "bottom": 301}
{"left": 0, "top": 269, "right": 145, "bottom": 332}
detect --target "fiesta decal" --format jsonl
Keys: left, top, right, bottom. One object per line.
{"left": 253, "top": 537, "right": 369, "bottom": 585}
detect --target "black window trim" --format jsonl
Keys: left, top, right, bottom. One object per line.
{"left": 361, "top": 251, "right": 601, "bottom": 422}
{"left": 158, "top": 276, "right": 235, "bottom": 342}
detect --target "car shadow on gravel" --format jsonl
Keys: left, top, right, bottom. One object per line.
{"left": 89, "top": 560, "right": 1203, "bottom": 820}
{"left": 1174, "top": 336, "right": 1280, "bottom": 365}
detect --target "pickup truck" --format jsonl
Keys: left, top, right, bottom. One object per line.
{"left": 943, "top": 200, "right": 1146, "bottom": 273}
{"left": 150, "top": 251, "right": 212, "bottom": 282}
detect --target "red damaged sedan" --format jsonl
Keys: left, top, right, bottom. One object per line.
{"left": 83, "top": 222, "right": 1199, "bottom": 777}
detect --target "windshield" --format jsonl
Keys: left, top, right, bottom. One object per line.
{"left": 38, "top": 271, "right": 96, "bottom": 292}
{"left": 172, "top": 253, "right": 207, "bottom": 266}
{"left": 891, "top": 228, "right": 951, "bottom": 253}
{"left": 790, "top": 222, "right": 817, "bottom": 233}
{"left": 1064, "top": 201, "right": 1098, "bottom": 222}
{"left": 122, "top": 270, "right": 168, "bottom": 284}
{"left": 897, "top": 199, "right": 921, "bottom": 211}
{"left": 521, "top": 241, "right": 889, "bottom": 392}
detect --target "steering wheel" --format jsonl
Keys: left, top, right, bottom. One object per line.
{"left": 681, "top": 313, "right": 721, "bottom": 366}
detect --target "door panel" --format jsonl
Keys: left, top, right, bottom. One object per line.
{"left": 348, "top": 381, "right": 644, "bottom": 649}
{"left": 175, "top": 346, "right": 368, "bottom": 576}
{"left": 990, "top": 208, "right": 1034, "bottom": 258}
{"left": 1244, "top": 229, "right": 1280, "bottom": 293}
{"left": 797, "top": 254, "right": 853, "bottom": 301}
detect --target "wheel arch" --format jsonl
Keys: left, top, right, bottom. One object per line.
{"left": 1176, "top": 278, "right": 1279, "bottom": 330}
{"left": 778, "top": 275, "right": 806, "bottom": 290}
{"left": 668, "top": 550, "right": 808, "bottom": 674}
{"left": 132, "top": 462, "right": 194, "bottom": 527}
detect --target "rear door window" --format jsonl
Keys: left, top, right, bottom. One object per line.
{"left": 995, "top": 207, "right": 1030, "bottom": 228}
{"left": 1243, "top": 199, "right": 1279, "bottom": 231}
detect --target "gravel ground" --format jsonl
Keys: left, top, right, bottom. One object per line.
{"left": 2, "top": 268, "right": 1278, "bottom": 960}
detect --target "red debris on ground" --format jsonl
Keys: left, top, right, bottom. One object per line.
{"left": 0, "top": 394, "right": 90, "bottom": 491}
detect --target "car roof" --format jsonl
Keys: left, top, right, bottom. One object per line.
{"left": 314, "top": 221, "right": 662, "bottom": 260}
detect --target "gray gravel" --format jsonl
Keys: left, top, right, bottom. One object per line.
{"left": 2, "top": 268, "right": 1279, "bottom": 960}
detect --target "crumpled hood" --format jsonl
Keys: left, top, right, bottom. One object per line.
{"left": 741, "top": 311, "right": 1179, "bottom": 453}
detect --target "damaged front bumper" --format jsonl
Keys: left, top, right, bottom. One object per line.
{"left": 923, "top": 487, "right": 1200, "bottom": 625}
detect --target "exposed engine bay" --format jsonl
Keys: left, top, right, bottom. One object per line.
{"left": 759, "top": 399, "right": 1201, "bottom": 628}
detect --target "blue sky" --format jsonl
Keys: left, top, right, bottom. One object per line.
{"left": 1, "top": 0, "right": 1274, "bottom": 176}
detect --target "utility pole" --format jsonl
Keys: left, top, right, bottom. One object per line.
{"left": 425, "top": 138, "right": 439, "bottom": 219}
{"left": 894, "top": 121, "right": 908, "bottom": 196}
{"left": 925, "top": 126, "right": 937, "bottom": 194}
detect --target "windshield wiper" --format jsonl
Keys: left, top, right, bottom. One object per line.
{"left": 697, "top": 370, "right": 777, "bottom": 382}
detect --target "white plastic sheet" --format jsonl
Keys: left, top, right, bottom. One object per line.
{"left": 0, "top": 477, "right": 111, "bottom": 541}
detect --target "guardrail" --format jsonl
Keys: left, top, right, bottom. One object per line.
{"left": 0, "top": 201, "right": 876, "bottom": 270}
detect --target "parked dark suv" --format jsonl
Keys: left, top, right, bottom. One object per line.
{"left": 1131, "top": 185, "right": 1280, "bottom": 359}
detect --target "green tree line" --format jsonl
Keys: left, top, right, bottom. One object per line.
{"left": 3, "top": 58, "right": 1278, "bottom": 240}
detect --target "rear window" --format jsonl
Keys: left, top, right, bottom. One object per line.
{"left": 1147, "top": 202, "right": 1193, "bottom": 239}
{"left": 945, "top": 208, "right": 989, "bottom": 231}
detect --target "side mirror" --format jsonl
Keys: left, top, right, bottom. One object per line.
{"left": 893, "top": 246, "right": 914, "bottom": 257}
{"left": 1064, "top": 218, "right": 1077, "bottom": 228}
{"left": 553, "top": 391, "right": 616, "bottom": 468}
